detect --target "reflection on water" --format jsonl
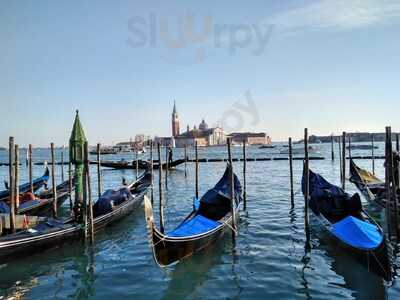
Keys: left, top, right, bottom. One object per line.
{"left": 0, "top": 143, "right": 399, "bottom": 299}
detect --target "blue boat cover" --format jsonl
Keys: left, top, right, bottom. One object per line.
{"left": 19, "top": 199, "right": 41, "bottom": 210}
{"left": 0, "top": 168, "right": 49, "bottom": 199}
{"left": 303, "top": 169, "right": 362, "bottom": 216}
{"left": 0, "top": 201, "right": 10, "bottom": 213}
{"left": 200, "top": 166, "right": 242, "bottom": 207}
{"left": 303, "top": 170, "right": 345, "bottom": 203}
{"left": 331, "top": 216, "right": 383, "bottom": 250}
{"left": 167, "top": 215, "right": 221, "bottom": 237}
{"left": 93, "top": 187, "right": 131, "bottom": 217}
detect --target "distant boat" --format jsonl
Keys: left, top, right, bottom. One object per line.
{"left": 280, "top": 146, "right": 318, "bottom": 155}
{"left": 346, "top": 145, "right": 378, "bottom": 150}
{"left": 259, "top": 145, "right": 276, "bottom": 149}
{"left": 89, "top": 147, "right": 118, "bottom": 155}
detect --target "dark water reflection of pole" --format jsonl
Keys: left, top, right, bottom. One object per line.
{"left": 69, "top": 246, "right": 96, "bottom": 299}
{"left": 289, "top": 206, "right": 312, "bottom": 300}
{"left": 161, "top": 242, "right": 226, "bottom": 300}
{"left": 321, "top": 236, "right": 387, "bottom": 299}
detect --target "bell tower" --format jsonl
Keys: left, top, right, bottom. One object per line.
{"left": 171, "top": 100, "right": 180, "bottom": 137}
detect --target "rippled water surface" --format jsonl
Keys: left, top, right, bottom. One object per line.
{"left": 0, "top": 143, "right": 399, "bottom": 299}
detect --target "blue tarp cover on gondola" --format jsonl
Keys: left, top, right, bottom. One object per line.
{"left": 331, "top": 216, "right": 383, "bottom": 250}
{"left": 0, "top": 201, "right": 9, "bottom": 213}
{"left": 200, "top": 166, "right": 242, "bottom": 206}
{"left": 0, "top": 168, "right": 49, "bottom": 199}
{"left": 303, "top": 169, "right": 362, "bottom": 216}
{"left": 93, "top": 187, "right": 131, "bottom": 217}
{"left": 167, "top": 215, "right": 221, "bottom": 237}
{"left": 19, "top": 199, "right": 41, "bottom": 210}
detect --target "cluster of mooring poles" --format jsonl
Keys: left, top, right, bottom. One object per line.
{"left": 7, "top": 111, "right": 106, "bottom": 245}
{"left": 384, "top": 127, "right": 400, "bottom": 241}
{"left": 7, "top": 138, "right": 63, "bottom": 232}
{"left": 288, "top": 127, "right": 400, "bottom": 247}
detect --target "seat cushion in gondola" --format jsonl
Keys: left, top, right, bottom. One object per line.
{"left": 93, "top": 188, "right": 132, "bottom": 217}
{"left": 331, "top": 216, "right": 383, "bottom": 250}
{"left": 197, "top": 194, "right": 231, "bottom": 221}
{"left": 167, "top": 215, "right": 221, "bottom": 237}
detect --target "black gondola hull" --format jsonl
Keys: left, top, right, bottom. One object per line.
{"left": 0, "top": 173, "right": 151, "bottom": 263}
{"left": 151, "top": 217, "right": 234, "bottom": 266}
{"left": 311, "top": 213, "right": 393, "bottom": 281}
{"left": 99, "top": 159, "right": 185, "bottom": 170}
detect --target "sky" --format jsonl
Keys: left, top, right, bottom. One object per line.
{"left": 1, "top": 0, "right": 400, "bottom": 147}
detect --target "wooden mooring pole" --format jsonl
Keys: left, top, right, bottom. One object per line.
{"left": 227, "top": 138, "right": 237, "bottom": 241}
{"left": 165, "top": 146, "right": 168, "bottom": 189}
{"left": 372, "top": 134, "right": 375, "bottom": 175}
{"left": 304, "top": 129, "right": 311, "bottom": 250}
{"left": 348, "top": 135, "right": 352, "bottom": 160}
{"left": 14, "top": 144, "right": 20, "bottom": 209}
{"left": 397, "top": 134, "right": 400, "bottom": 189}
{"left": 331, "top": 135, "right": 334, "bottom": 161}
{"left": 150, "top": 141, "right": 154, "bottom": 205}
{"left": 51, "top": 143, "right": 58, "bottom": 218}
{"left": 9, "top": 137, "right": 16, "bottom": 233}
{"left": 61, "top": 146, "right": 65, "bottom": 182}
{"left": 68, "top": 161, "right": 73, "bottom": 211}
{"left": 384, "top": 126, "right": 400, "bottom": 240}
{"left": 184, "top": 144, "right": 187, "bottom": 178}
{"left": 242, "top": 139, "right": 247, "bottom": 211}
{"left": 97, "top": 143, "right": 102, "bottom": 198}
{"left": 157, "top": 143, "right": 164, "bottom": 234}
{"left": 195, "top": 141, "right": 199, "bottom": 199}
{"left": 338, "top": 136, "right": 343, "bottom": 182}
{"left": 289, "top": 137, "right": 294, "bottom": 207}
{"left": 85, "top": 142, "right": 94, "bottom": 244}
{"left": 28, "top": 144, "right": 33, "bottom": 193}
{"left": 135, "top": 148, "right": 139, "bottom": 180}
{"left": 342, "top": 132, "right": 346, "bottom": 190}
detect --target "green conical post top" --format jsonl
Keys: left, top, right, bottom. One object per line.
{"left": 69, "top": 110, "right": 87, "bottom": 164}
{"left": 69, "top": 110, "right": 87, "bottom": 223}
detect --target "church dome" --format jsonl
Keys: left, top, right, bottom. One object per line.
{"left": 199, "top": 119, "right": 208, "bottom": 131}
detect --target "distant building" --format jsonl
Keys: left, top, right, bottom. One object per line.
{"left": 135, "top": 134, "right": 145, "bottom": 143}
{"left": 154, "top": 136, "right": 173, "bottom": 147}
{"left": 175, "top": 126, "right": 226, "bottom": 147}
{"left": 229, "top": 132, "right": 270, "bottom": 145}
{"left": 198, "top": 119, "right": 209, "bottom": 131}
{"left": 171, "top": 101, "right": 180, "bottom": 137}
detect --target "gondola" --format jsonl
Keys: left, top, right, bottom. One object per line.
{"left": 0, "top": 167, "right": 49, "bottom": 202}
{"left": 349, "top": 159, "right": 385, "bottom": 206}
{"left": 0, "top": 170, "right": 151, "bottom": 263}
{"left": 303, "top": 168, "right": 393, "bottom": 280}
{"left": 17, "top": 177, "right": 75, "bottom": 216}
{"left": 346, "top": 145, "right": 378, "bottom": 150}
{"left": 99, "top": 158, "right": 185, "bottom": 170}
{"left": 144, "top": 165, "right": 242, "bottom": 266}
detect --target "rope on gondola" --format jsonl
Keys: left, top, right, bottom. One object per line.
{"left": 222, "top": 218, "right": 238, "bottom": 236}
{"left": 370, "top": 249, "right": 391, "bottom": 279}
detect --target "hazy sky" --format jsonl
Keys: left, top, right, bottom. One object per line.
{"left": 1, "top": 0, "right": 400, "bottom": 147}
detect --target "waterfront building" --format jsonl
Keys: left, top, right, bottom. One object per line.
{"left": 229, "top": 132, "right": 271, "bottom": 145}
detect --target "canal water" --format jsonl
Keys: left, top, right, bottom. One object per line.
{"left": 0, "top": 143, "right": 399, "bottom": 299}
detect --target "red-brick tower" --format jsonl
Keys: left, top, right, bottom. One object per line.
{"left": 171, "top": 101, "right": 180, "bottom": 137}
